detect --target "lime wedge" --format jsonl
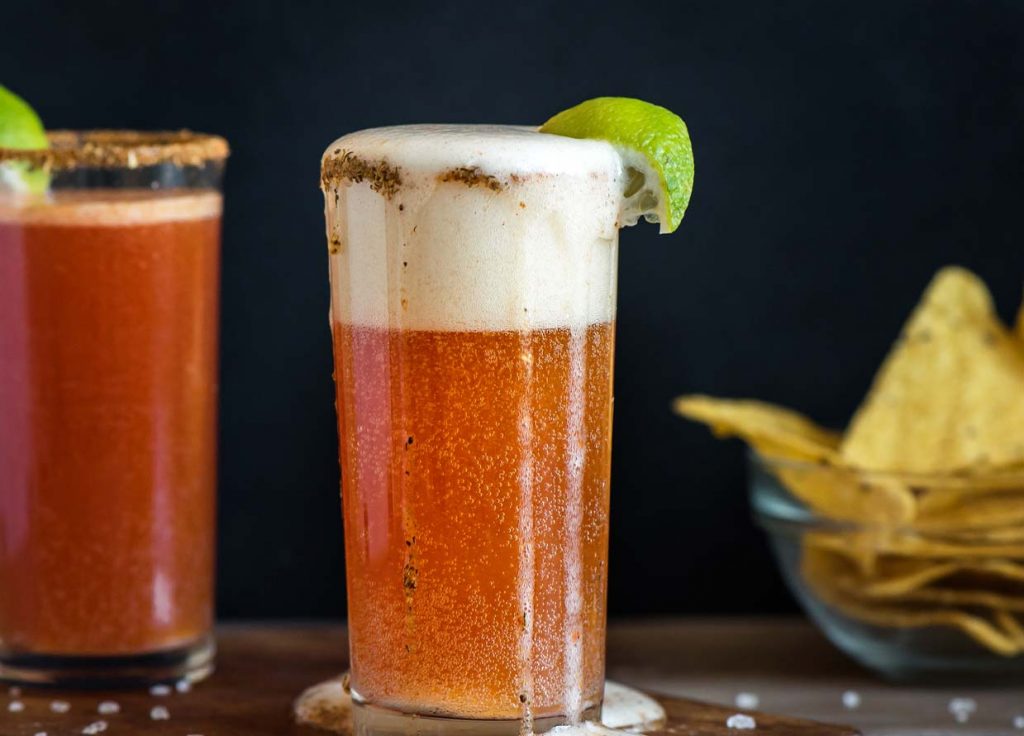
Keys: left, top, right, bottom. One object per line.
{"left": 540, "top": 97, "right": 693, "bottom": 233}
{"left": 0, "top": 85, "right": 50, "bottom": 194}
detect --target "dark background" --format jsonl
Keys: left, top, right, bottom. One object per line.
{"left": 5, "top": 0, "right": 1023, "bottom": 619}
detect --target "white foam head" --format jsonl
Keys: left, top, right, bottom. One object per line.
{"left": 322, "top": 125, "right": 624, "bottom": 331}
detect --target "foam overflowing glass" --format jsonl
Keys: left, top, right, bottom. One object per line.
{"left": 322, "top": 125, "right": 625, "bottom": 731}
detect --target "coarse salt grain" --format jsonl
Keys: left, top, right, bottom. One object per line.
{"left": 1014, "top": 715, "right": 1024, "bottom": 730}
{"left": 735, "top": 693, "right": 759, "bottom": 710}
{"left": 949, "top": 697, "right": 977, "bottom": 712}
{"left": 176, "top": 679, "right": 192, "bottom": 693}
{"left": 8, "top": 700, "right": 24, "bottom": 712}
{"left": 50, "top": 700, "right": 71, "bottom": 713}
{"left": 149, "top": 683, "right": 172, "bottom": 696}
{"left": 81, "top": 722, "right": 107, "bottom": 735}
{"left": 150, "top": 704, "right": 170, "bottom": 720}
{"left": 97, "top": 701, "right": 120, "bottom": 714}
{"left": 727, "top": 714, "right": 757, "bottom": 730}
{"left": 949, "top": 697, "right": 977, "bottom": 723}
{"left": 841, "top": 690, "right": 861, "bottom": 710}
{"left": 34, "top": 732, "right": 47, "bottom": 736}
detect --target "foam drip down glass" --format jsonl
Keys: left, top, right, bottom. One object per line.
{"left": 0, "top": 131, "right": 228, "bottom": 686}
{"left": 322, "top": 126, "right": 625, "bottom": 731}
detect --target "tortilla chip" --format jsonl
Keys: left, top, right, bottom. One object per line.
{"left": 881, "top": 534, "right": 1024, "bottom": 559}
{"left": 673, "top": 395, "right": 841, "bottom": 463}
{"left": 815, "top": 591, "right": 1019, "bottom": 656}
{"left": 774, "top": 464, "right": 916, "bottom": 526}
{"left": 941, "top": 526, "right": 1024, "bottom": 544}
{"left": 841, "top": 267, "right": 1024, "bottom": 473}
{"left": 803, "top": 547, "right": 1024, "bottom": 623}
{"left": 801, "top": 546, "right": 1020, "bottom": 656}
{"left": 862, "top": 558, "right": 1024, "bottom": 596}
{"left": 809, "top": 527, "right": 1024, "bottom": 560}
{"left": 803, "top": 530, "right": 882, "bottom": 576}
{"left": 881, "top": 587, "right": 1024, "bottom": 612}
{"left": 915, "top": 491, "right": 1024, "bottom": 531}
{"left": 914, "top": 475, "right": 1024, "bottom": 518}
{"left": 800, "top": 552, "right": 1024, "bottom": 597}
{"left": 996, "top": 610, "right": 1024, "bottom": 647}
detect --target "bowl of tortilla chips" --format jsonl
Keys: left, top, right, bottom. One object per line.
{"left": 676, "top": 266, "right": 1024, "bottom": 679}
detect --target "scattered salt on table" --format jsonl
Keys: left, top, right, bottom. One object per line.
{"left": 1014, "top": 715, "right": 1024, "bottom": 730}
{"left": 841, "top": 690, "right": 861, "bottom": 710}
{"left": 81, "top": 722, "right": 107, "bottom": 735}
{"left": 50, "top": 700, "right": 71, "bottom": 713}
{"left": 150, "top": 704, "right": 171, "bottom": 720}
{"left": 176, "top": 679, "right": 193, "bottom": 693}
{"left": 726, "top": 713, "right": 756, "bottom": 730}
{"left": 948, "top": 697, "right": 977, "bottom": 723}
{"left": 97, "top": 701, "right": 120, "bottom": 714}
{"left": 8, "top": 701, "right": 24, "bottom": 713}
{"left": 149, "top": 683, "right": 172, "bottom": 697}
{"left": 735, "top": 693, "right": 759, "bottom": 710}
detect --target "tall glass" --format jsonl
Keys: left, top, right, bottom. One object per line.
{"left": 0, "top": 131, "right": 228, "bottom": 686}
{"left": 322, "top": 126, "right": 623, "bottom": 730}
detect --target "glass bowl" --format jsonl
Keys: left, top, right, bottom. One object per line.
{"left": 750, "top": 451, "right": 1024, "bottom": 681}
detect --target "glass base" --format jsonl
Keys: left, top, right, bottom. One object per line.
{"left": 295, "top": 675, "right": 666, "bottom": 736}
{"left": 0, "top": 634, "right": 215, "bottom": 688}
{"left": 351, "top": 697, "right": 603, "bottom": 736}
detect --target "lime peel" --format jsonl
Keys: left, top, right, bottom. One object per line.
{"left": 0, "top": 85, "right": 50, "bottom": 195}
{"left": 540, "top": 97, "right": 693, "bottom": 234}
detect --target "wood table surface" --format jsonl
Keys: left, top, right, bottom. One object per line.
{"left": 1, "top": 619, "right": 1021, "bottom": 736}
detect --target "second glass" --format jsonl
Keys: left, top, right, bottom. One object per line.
{"left": 0, "top": 131, "right": 228, "bottom": 686}
{"left": 323, "top": 126, "right": 623, "bottom": 727}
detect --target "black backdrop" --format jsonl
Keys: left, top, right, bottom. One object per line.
{"left": 4, "top": 0, "right": 1023, "bottom": 619}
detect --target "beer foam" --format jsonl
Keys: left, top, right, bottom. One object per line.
{"left": 323, "top": 125, "right": 623, "bottom": 331}
{"left": 0, "top": 189, "right": 222, "bottom": 226}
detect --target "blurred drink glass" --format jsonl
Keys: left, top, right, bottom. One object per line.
{"left": 0, "top": 131, "right": 228, "bottom": 686}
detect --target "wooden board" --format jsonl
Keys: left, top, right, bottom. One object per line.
{"left": 655, "top": 696, "right": 857, "bottom": 736}
{"left": 0, "top": 624, "right": 859, "bottom": 736}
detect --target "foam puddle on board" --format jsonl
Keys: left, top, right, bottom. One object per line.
{"left": 294, "top": 678, "right": 666, "bottom": 736}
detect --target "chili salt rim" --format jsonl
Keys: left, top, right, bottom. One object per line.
{"left": 0, "top": 130, "right": 229, "bottom": 170}
{"left": 320, "top": 148, "right": 402, "bottom": 197}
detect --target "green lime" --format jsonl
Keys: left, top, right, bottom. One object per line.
{"left": 540, "top": 97, "right": 693, "bottom": 233}
{"left": 0, "top": 85, "right": 50, "bottom": 194}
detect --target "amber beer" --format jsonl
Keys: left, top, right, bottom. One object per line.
{"left": 323, "top": 126, "right": 624, "bottom": 725}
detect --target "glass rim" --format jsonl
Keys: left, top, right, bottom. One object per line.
{"left": 0, "top": 130, "right": 229, "bottom": 171}
{"left": 749, "top": 448, "right": 1024, "bottom": 488}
